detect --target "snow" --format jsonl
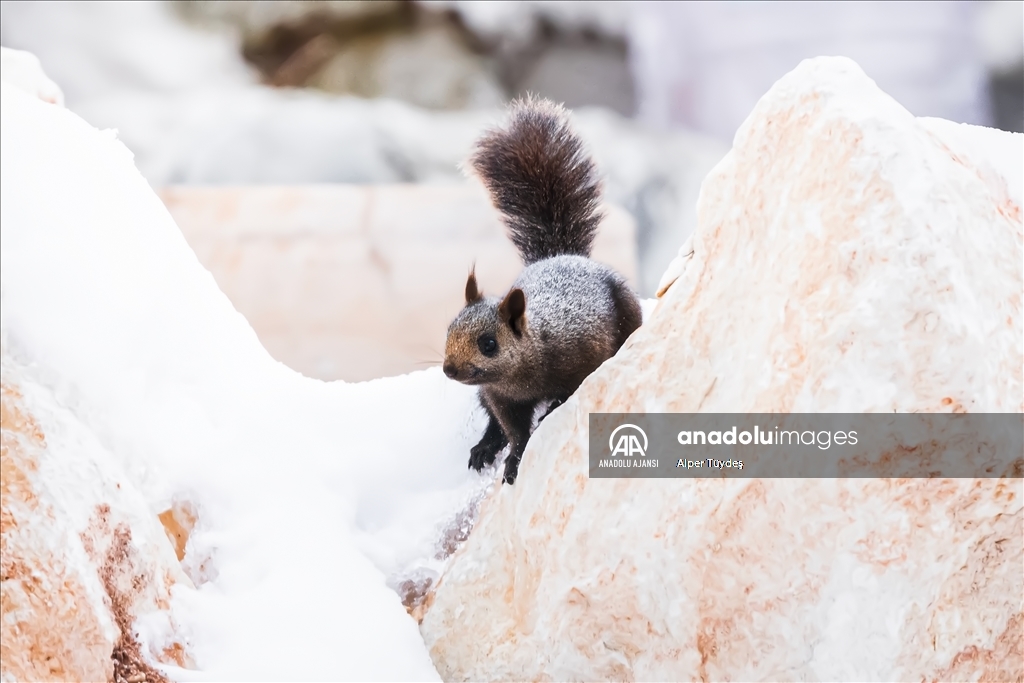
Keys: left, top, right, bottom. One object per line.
{"left": 0, "top": 46, "right": 63, "bottom": 105}
{"left": 0, "top": 0, "right": 254, "bottom": 103}
{"left": 6, "top": 15, "right": 1015, "bottom": 676}
{"left": 1, "top": 58, "right": 661, "bottom": 677}
{"left": 0, "top": 77, "right": 496, "bottom": 680}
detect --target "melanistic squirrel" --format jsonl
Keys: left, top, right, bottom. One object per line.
{"left": 442, "top": 97, "right": 642, "bottom": 485}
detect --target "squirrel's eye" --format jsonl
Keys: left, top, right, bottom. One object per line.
{"left": 478, "top": 334, "right": 498, "bottom": 357}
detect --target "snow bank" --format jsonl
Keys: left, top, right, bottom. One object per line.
{"left": 420, "top": 56, "right": 1023, "bottom": 680}
{"left": 0, "top": 46, "right": 64, "bottom": 106}
{"left": 0, "top": 72, "right": 496, "bottom": 679}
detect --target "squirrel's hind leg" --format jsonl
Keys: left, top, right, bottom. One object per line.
{"left": 469, "top": 405, "right": 507, "bottom": 470}
{"left": 492, "top": 400, "right": 537, "bottom": 485}
{"left": 502, "top": 396, "right": 568, "bottom": 483}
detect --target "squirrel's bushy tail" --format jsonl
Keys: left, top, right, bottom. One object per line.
{"left": 469, "top": 97, "right": 602, "bottom": 265}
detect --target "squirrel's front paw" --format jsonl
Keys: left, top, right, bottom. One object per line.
{"left": 469, "top": 441, "right": 499, "bottom": 471}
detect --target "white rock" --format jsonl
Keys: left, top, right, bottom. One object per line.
{"left": 419, "top": 57, "right": 1023, "bottom": 681}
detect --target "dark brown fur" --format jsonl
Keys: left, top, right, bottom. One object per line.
{"left": 469, "top": 97, "right": 603, "bottom": 265}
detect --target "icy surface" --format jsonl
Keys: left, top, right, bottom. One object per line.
{"left": 0, "top": 78, "right": 499, "bottom": 680}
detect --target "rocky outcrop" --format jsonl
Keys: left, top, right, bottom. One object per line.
{"left": 419, "top": 57, "right": 1023, "bottom": 681}
{"left": 0, "top": 343, "right": 191, "bottom": 682}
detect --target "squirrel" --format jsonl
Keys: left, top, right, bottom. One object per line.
{"left": 442, "top": 97, "right": 642, "bottom": 485}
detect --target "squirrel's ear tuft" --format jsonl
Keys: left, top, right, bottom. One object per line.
{"left": 465, "top": 269, "right": 482, "bottom": 304}
{"left": 498, "top": 288, "right": 526, "bottom": 336}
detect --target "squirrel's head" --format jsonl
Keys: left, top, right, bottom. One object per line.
{"left": 443, "top": 270, "right": 527, "bottom": 385}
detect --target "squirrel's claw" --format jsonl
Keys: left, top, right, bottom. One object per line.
{"left": 469, "top": 440, "right": 501, "bottom": 471}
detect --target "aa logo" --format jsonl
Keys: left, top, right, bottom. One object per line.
{"left": 609, "top": 424, "right": 648, "bottom": 457}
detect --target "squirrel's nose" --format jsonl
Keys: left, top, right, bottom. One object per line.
{"left": 442, "top": 363, "right": 458, "bottom": 379}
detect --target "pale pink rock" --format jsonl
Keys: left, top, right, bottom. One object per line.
{"left": 159, "top": 184, "right": 636, "bottom": 381}
{"left": 0, "top": 343, "right": 192, "bottom": 681}
{"left": 419, "top": 57, "right": 1023, "bottom": 681}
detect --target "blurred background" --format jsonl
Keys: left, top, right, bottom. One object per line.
{"left": 2, "top": 1, "right": 1021, "bottom": 381}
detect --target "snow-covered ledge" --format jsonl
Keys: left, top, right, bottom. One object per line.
{"left": 419, "top": 57, "right": 1024, "bottom": 681}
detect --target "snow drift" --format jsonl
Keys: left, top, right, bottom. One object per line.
{"left": 419, "top": 57, "right": 1024, "bottom": 681}
{"left": 0, "top": 63, "right": 498, "bottom": 680}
